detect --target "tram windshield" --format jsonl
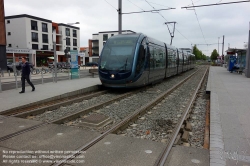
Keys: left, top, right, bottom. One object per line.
{"left": 100, "top": 35, "right": 139, "bottom": 71}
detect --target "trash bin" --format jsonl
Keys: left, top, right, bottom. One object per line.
{"left": 228, "top": 56, "right": 236, "bottom": 72}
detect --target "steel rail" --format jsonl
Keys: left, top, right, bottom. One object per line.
{"left": 0, "top": 123, "right": 48, "bottom": 142}
{"left": 50, "top": 89, "right": 145, "bottom": 124}
{"left": 12, "top": 90, "right": 108, "bottom": 117}
{"left": 154, "top": 67, "right": 209, "bottom": 166}
{"left": 52, "top": 69, "right": 200, "bottom": 166}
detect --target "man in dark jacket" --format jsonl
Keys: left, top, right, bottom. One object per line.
{"left": 19, "top": 57, "right": 35, "bottom": 93}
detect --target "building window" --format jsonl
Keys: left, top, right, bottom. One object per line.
{"left": 42, "top": 23, "right": 48, "bottom": 32}
{"left": 42, "top": 34, "right": 48, "bottom": 43}
{"left": 73, "top": 48, "right": 77, "bottom": 50}
{"left": 7, "top": 20, "right": 10, "bottom": 24}
{"left": 66, "top": 38, "right": 70, "bottom": 46}
{"left": 73, "top": 30, "right": 77, "bottom": 37}
{"left": 103, "top": 42, "right": 106, "bottom": 46}
{"left": 66, "top": 28, "right": 70, "bottom": 36}
{"left": 8, "top": 32, "right": 11, "bottom": 35}
{"left": 8, "top": 44, "right": 12, "bottom": 47}
{"left": 73, "top": 39, "right": 77, "bottom": 46}
{"left": 42, "top": 45, "right": 48, "bottom": 50}
{"left": 31, "top": 32, "right": 38, "bottom": 42}
{"left": 32, "top": 44, "right": 38, "bottom": 50}
{"left": 103, "top": 34, "right": 108, "bottom": 41}
{"left": 31, "top": 20, "right": 38, "bottom": 31}
{"left": 111, "top": 34, "right": 114, "bottom": 36}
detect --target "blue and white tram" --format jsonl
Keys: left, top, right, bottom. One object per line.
{"left": 98, "top": 33, "right": 195, "bottom": 88}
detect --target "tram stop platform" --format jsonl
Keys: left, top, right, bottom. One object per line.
{"left": 207, "top": 66, "right": 250, "bottom": 166}
{"left": 0, "top": 77, "right": 102, "bottom": 113}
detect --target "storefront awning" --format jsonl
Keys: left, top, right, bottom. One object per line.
{"left": 47, "top": 57, "right": 54, "bottom": 59}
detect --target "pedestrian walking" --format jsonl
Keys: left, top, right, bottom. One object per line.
{"left": 19, "top": 57, "right": 35, "bottom": 94}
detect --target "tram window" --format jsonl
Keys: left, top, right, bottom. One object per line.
{"left": 136, "top": 45, "right": 146, "bottom": 74}
{"left": 155, "top": 47, "right": 165, "bottom": 69}
{"left": 149, "top": 46, "right": 155, "bottom": 69}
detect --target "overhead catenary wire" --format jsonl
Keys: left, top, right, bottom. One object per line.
{"left": 195, "top": 43, "right": 223, "bottom": 45}
{"left": 144, "top": 0, "right": 194, "bottom": 45}
{"left": 103, "top": 0, "right": 117, "bottom": 10}
{"left": 136, "top": 0, "right": 171, "bottom": 8}
{"left": 190, "top": 0, "right": 208, "bottom": 45}
{"left": 182, "top": 0, "right": 250, "bottom": 8}
{"left": 104, "top": 0, "right": 194, "bottom": 45}
{"left": 122, "top": 8, "right": 175, "bottom": 14}
{"left": 127, "top": 0, "right": 145, "bottom": 11}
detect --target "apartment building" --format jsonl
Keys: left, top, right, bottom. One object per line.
{"left": 5, "top": 14, "right": 80, "bottom": 66}
{"left": 0, "top": 0, "right": 7, "bottom": 70}
{"left": 88, "top": 30, "right": 136, "bottom": 63}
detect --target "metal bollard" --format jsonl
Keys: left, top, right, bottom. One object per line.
{"left": 52, "top": 70, "right": 55, "bottom": 83}
{"left": 8, "top": 70, "right": 10, "bottom": 76}
{"left": 0, "top": 72, "right": 2, "bottom": 93}
{"left": 68, "top": 69, "right": 70, "bottom": 80}
{"left": 14, "top": 69, "right": 18, "bottom": 90}
{"left": 41, "top": 67, "right": 44, "bottom": 84}
{"left": 78, "top": 68, "right": 80, "bottom": 78}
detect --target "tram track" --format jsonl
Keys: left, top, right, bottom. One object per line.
{"left": 0, "top": 66, "right": 208, "bottom": 166}
{"left": 6, "top": 68, "right": 198, "bottom": 125}
{"left": 52, "top": 67, "right": 207, "bottom": 166}
{"left": 154, "top": 67, "right": 209, "bottom": 166}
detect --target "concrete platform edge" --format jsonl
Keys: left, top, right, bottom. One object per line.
{"left": 0, "top": 85, "right": 101, "bottom": 114}
{"left": 209, "top": 67, "right": 226, "bottom": 166}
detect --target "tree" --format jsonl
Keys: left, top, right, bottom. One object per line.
{"left": 211, "top": 49, "right": 219, "bottom": 62}
{"left": 192, "top": 45, "right": 207, "bottom": 60}
{"left": 193, "top": 45, "right": 200, "bottom": 60}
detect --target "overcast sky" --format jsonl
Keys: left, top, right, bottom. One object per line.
{"left": 4, "top": 0, "right": 250, "bottom": 56}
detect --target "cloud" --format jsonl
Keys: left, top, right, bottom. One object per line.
{"left": 4, "top": 0, "right": 250, "bottom": 56}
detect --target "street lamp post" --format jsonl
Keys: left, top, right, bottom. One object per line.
{"left": 53, "top": 29, "right": 57, "bottom": 83}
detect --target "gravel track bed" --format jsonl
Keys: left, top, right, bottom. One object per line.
{"left": 116, "top": 66, "right": 207, "bottom": 143}
{"left": 31, "top": 93, "right": 120, "bottom": 122}
{"left": 187, "top": 70, "right": 209, "bottom": 148}
{"left": 67, "top": 67, "right": 200, "bottom": 131}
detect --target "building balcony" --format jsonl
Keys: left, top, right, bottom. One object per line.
{"left": 56, "top": 31, "right": 62, "bottom": 36}
{"left": 92, "top": 46, "right": 99, "bottom": 50}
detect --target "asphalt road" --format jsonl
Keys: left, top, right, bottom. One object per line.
{"left": 0, "top": 70, "right": 98, "bottom": 91}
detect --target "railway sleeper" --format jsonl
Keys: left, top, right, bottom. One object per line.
{"left": 181, "top": 130, "right": 190, "bottom": 143}
{"left": 185, "top": 122, "right": 192, "bottom": 131}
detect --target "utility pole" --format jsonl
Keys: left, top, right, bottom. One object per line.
{"left": 165, "top": 22, "right": 176, "bottom": 45}
{"left": 245, "top": 22, "right": 250, "bottom": 78}
{"left": 222, "top": 35, "right": 225, "bottom": 62}
{"left": 53, "top": 29, "right": 57, "bottom": 83}
{"left": 118, "top": 0, "right": 122, "bottom": 34}
{"left": 222, "top": 35, "right": 224, "bottom": 55}
{"left": 218, "top": 37, "right": 220, "bottom": 55}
